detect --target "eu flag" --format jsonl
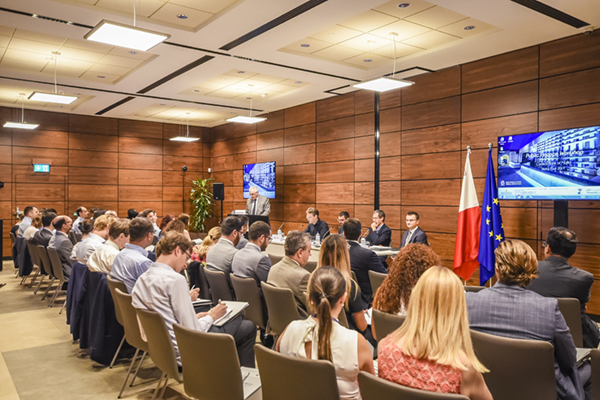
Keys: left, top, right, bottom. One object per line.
{"left": 478, "top": 148, "right": 505, "bottom": 285}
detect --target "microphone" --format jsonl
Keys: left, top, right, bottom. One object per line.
{"left": 323, "top": 226, "right": 334, "bottom": 238}
{"left": 278, "top": 221, "right": 286, "bottom": 231}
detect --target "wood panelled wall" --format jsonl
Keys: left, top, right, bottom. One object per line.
{"left": 0, "top": 109, "right": 208, "bottom": 257}
{"left": 208, "top": 31, "right": 600, "bottom": 313}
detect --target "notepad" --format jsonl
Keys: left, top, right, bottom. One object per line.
{"left": 241, "top": 366, "right": 261, "bottom": 399}
{"left": 577, "top": 348, "right": 591, "bottom": 366}
{"left": 212, "top": 301, "right": 249, "bottom": 327}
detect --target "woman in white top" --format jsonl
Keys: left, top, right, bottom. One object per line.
{"left": 22, "top": 215, "right": 42, "bottom": 240}
{"left": 277, "top": 266, "right": 374, "bottom": 400}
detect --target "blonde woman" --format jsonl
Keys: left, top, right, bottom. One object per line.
{"left": 191, "top": 226, "right": 221, "bottom": 262}
{"left": 378, "top": 266, "right": 492, "bottom": 399}
{"left": 318, "top": 234, "right": 369, "bottom": 334}
{"left": 22, "top": 215, "right": 42, "bottom": 240}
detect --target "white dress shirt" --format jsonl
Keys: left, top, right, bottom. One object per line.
{"left": 18, "top": 216, "right": 32, "bottom": 237}
{"left": 87, "top": 240, "right": 120, "bottom": 274}
{"left": 22, "top": 225, "right": 39, "bottom": 240}
{"left": 72, "top": 216, "right": 84, "bottom": 234}
{"left": 75, "top": 232, "right": 106, "bottom": 264}
{"left": 131, "top": 262, "right": 213, "bottom": 363}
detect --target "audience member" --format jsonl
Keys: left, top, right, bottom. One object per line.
{"left": 246, "top": 186, "right": 271, "bottom": 216}
{"left": 11, "top": 214, "right": 23, "bottom": 237}
{"left": 88, "top": 219, "right": 130, "bottom": 274}
{"left": 317, "top": 234, "right": 369, "bottom": 336}
{"left": 49, "top": 216, "right": 75, "bottom": 277}
{"left": 72, "top": 206, "right": 89, "bottom": 234}
{"left": 92, "top": 209, "right": 106, "bottom": 220}
{"left": 75, "top": 215, "right": 112, "bottom": 263}
{"left": 235, "top": 215, "right": 249, "bottom": 250}
{"left": 22, "top": 215, "right": 42, "bottom": 240}
{"left": 31, "top": 211, "right": 57, "bottom": 247}
{"left": 206, "top": 216, "right": 242, "bottom": 275}
{"left": 110, "top": 217, "right": 155, "bottom": 293}
{"left": 106, "top": 210, "right": 118, "bottom": 218}
{"left": 304, "top": 207, "right": 330, "bottom": 240}
{"left": 401, "top": 211, "right": 428, "bottom": 247}
{"left": 365, "top": 209, "right": 392, "bottom": 247}
{"left": 528, "top": 227, "right": 600, "bottom": 348}
{"left": 378, "top": 266, "right": 492, "bottom": 399}
{"left": 127, "top": 208, "right": 138, "bottom": 220}
{"left": 277, "top": 266, "right": 374, "bottom": 400}
{"left": 232, "top": 221, "right": 272, "bottom": 288}
{"left": 139, "top": 208, "right": 160, "bottom": 237}
{"left": 159, "top": 214, "right": 175, "bottom": 232}
{"left": 164, "top": 219, "right": 192, "bottom": 241}
{"left": 267, "top": 231, "right": 311, "bottom": 317}
{"left": 18, "top": 206, "right": 38, "bottom": 236}
{"left": 132, "top": 231, "right": 256, "bottom": 367}
{"left": 343, "top": 218, "right": 387, "bottom": 303}
{"left": 71, "top": 219, "right": 94, "bottom": 260}
{"left": 89, "top": 207, "right": 99, "bottom": 217}
{"left": 337, "top": 211, "right": 350, "bottom": 234}
{"left": 467, "top": 239, "right": 590, "bottom": 400}
{"left": 191, "top": 226, "right": 221, "bottom": 262}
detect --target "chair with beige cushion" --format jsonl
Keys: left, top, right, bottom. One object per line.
{"left": 106, "top": 276, "right": 127, "bottom": 368}
{"left": 368, "top": 270, "right": 387, "bottom": 297}
{"left": 261, "top": 282, "right": 302, "bottom": 336}
{"left": 135, "top": 308, "right": 182, "bottom": 400}
{"left": 267, "top": 254, "right": 282, "bottom": 266}
{"left": 204, "top": 265, "right": 235, "bottom": 302}
{"left": 556, "top": 297, "right": 583, "bottom": 347}
{"left": 372, "top": 309, "right": 405, "bottom": 342}
{"left": 304, "top": 261, "right": 317, "bottom": 273}
{"left": 470, "top": 329, "right": 556, "bottom": 400}
{"left": 36, "top": 245, "right": 56, "bottom": 300}
{"left": 231, "top": 274, "right": 266, "bottom": 330}
{"left": 46, "top": 247, "right": 68, "bottom": 310}
{"left": 358, "top": 371, "right": 469, "bottom": 399}
{"left": 255, "top": 344, "right": 339, "bottom": 400}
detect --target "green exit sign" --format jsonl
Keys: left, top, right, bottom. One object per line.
{"left": 33, "top": 164, "right": 50, "bottom": 173}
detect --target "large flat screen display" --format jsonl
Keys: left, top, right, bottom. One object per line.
{"left": 243, "top": 161, "right": 276, "bottom": 199}
{"left": 497, "top": 125, "right": 600, "bottom": 200}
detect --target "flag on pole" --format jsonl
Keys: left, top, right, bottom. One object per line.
{"left": 478, "top": 147, "right": 505, "bottom": 285}
{"left": 453, "top": 149, "right": 481, "bottom": 281}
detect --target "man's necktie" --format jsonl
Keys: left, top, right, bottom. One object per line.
{"left": 252, "top": 199, "right": 257, "bottom": 215}
{"left": 405, "top": 230, "right": 412, "bottom": 246}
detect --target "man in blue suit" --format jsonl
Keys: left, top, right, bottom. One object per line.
{"left": 400, "top": 211, "right": 428, "bottom": 248}
{"left": 365, "top": 209, "right": 392, "bottom": 247}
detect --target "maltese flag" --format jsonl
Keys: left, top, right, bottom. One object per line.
{"left": 453, "top": 151, "right": 481, "bottom": 281}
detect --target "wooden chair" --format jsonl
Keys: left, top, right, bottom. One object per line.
{"left": 46, "top": 247, "right": 68, "bottom": 310}
{"left": 25, "top": 240, "right": 42, "bottom": 286}
{"left": 35, "top": 245, "right": 56, "bottom": 300}
{"left": 368, "top": 270, "right": 387, "bottom": 297}
{"left": 556, "top": 298, "right": 583, "bottom": 347}
{"left": 106, "top": 276, "right": 128, "bottom": 368}
{"left": 255, "top": 344, "right": 339, "bottom": 400}
{"left": 358, "top": 372, "right": 469, "bottom": 399}
{"left": 261, "top": 282, "right": 301, "bottom": 336}
{"left": 231, "top": 274, "right": 266, "bottom": 329}
{"left": 372, "top": 309, "right": 405, "bottom": 342}
{"left": 470, "top": 329, "right": 556, "bottom": 400}
{"left": 204, "top": 267, "right": 235, "bottom": 302}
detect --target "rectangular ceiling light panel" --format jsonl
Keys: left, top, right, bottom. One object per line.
{"left": 169, "top": 136, "right": 200, "bottom": 142}
{"left": 4, "top": 122, "right": 39, "bottom": 129}
{"left": 28, "top": 92, "right": 78, "bottom": 104}
{"left": 353, "top": 77, "right": 414, "bottom": 92}
{"left": 85, "top": 20, "right": 170, "bottom": 51}
{"left": 226, "top": 116, "right": 267, "bottom": 124}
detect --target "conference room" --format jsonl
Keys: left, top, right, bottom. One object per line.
{"left": 1, "top": 0, "right": 600, "bottom": 399}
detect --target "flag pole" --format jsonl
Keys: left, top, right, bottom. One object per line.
{"left": 488, "top": 142, "right": 492, "bottom": 288}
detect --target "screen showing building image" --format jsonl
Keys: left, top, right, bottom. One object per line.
{"left": 497, "top": 125, "right": 600, "bottom": 200}
{"left": 243, "top": 161, "right": 276, "bottom": 199}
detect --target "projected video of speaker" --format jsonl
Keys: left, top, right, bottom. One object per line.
{"left": 497, "top": 125, "right": 600, "bottom": 200}
{"left": 243, "top": 161, "right": 276, "bottom": 199}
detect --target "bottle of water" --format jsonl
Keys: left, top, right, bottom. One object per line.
{"left": 277, "top": 229, "right": 283, "bottom": 237}
{"left": 315, "top": 232, "right": 320, "bottom": 245}
{"left": 360, "top": 237, "right": 366, "bottom": 247}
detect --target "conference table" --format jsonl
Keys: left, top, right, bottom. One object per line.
{"left": 265, "top": 239, "right": 401, "bottom": 263}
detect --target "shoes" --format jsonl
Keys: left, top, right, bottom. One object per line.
{"left": 0, "top": 283, "right": 6, "bottom": 289}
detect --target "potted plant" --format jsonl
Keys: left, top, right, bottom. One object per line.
{"left": 189, "top": 177, "right": 214, "bottom": 232}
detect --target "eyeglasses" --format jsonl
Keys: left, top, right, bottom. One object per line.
{"left": 268, "top": 236, "right": 273, "bottom": 243}
{"left": 184, "top": 250, "right": 192, "bottom": 260}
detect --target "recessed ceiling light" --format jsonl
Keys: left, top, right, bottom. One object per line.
{"left": 97, "top": 75, "right": 105, "bottom": 78}
{"left": 397, "top": 3, "right": 410, "bottom": 8}
{"left": 237, "top": 71, "right": 245, "bottom": 74}
{"left": 464, "top": 25, "right": 476, "bottom": 30}
{"left": 85, "top": 19, "right": 170, "bottom": 51}
{"left": 160, "top": 103, "right": 167, "bottom": 106}
{"left": 261, "top": 94, "right": 267, "bottom": 98}
{"left": 177, "top": 14, "right": 188, "bottom": 19}
{"left": 295, "top": 81, "right": 302, "bottom": 84}
{"left": 364, "top": 59, "right": 373, "bottom": 63}
{"left": 129, "top": 51, "right": 138, "bottom": 55}
{"left": 300, "top": 43, "right": 310, "bottom": 48}
{"left": 193, "top": 89, "right": 200, "bottom": 92}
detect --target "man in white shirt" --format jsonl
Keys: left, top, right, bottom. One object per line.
{"left": 87, "top": 219, "right": 130, "bottom": 274}
{"left": 75, "top": 215, "right": 113, "bottom": 263}
{"left": 138, "top": 209, "right": 161, "bottom": 238}
{"left": 132, "top": 231, "right": 256, "bottom": 367}
{"left": 18, "top": 206, "right": 38, "bottom": 237}
{"left": 72, "top": 206, "right": 89, "bottom": 234}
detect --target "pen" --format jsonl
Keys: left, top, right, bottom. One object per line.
{"left": 191, "top": 285, "right": 196, "bottom": 290}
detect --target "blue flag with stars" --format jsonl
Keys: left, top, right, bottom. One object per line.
{"left": 478, "top": 148, "right": 504, "bottom": 285}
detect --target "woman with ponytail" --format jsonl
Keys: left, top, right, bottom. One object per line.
{"left": 276, "top": 267, "right": 374, "bottom": 400}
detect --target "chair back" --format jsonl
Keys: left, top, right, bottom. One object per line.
{"left": 261, "top": 282, "right": 302, "bottom": 336}
{"left": 231, "top": 274, "right": 265, "bottom": 329}
{"left": 556, "top": 297, "right": 583, "bottom": 347}
{"left": 255, "top": 344, "right": 339, "bottom": 400}
{"left": 174, "top": 324, "right": 244, "bottom": 400}
{"left": 187, "top": 261, "right": 211, "bottom": 300}
{"left": 304, "top": 261, "right": 317, "bottom": 273}
{"left": 107, "top": 276, "right": 127, "bottom": 326}
{"left": 368, "top": 270, "right": 387, "bottom": 296}
{"left": 358, "top": 372, "right": 469, "bottom": 400}
{"left": 470, "top": 329, "right": 556, "bottom": 400}
{"left": 204, "top": 267, "right": 234, "bottom": 302}
{"left": 10, "top": 231, "right": 16, "bottom": 245}
{"left": 135, "top": 308, "right": 181, "bottom": 382}
{"left": 338, "top": 308, "right": 349, "bottom": 329}
{"left": 46, "top": 247, "right": 66, "bottom": 282}
{"left": 267, "top": 254, "right": 283, "bottom": 266}
{"left": 464, "top": 285, "right": 485, "bottom": 292}
{"left": 27, "top": 240, "right": 41, "bottom": 271}
{"left": 373, "top": 309, "right": 405, "bottom": 342}
{"left": 113, "top": 289, "right": 148, "bottom": 352}
{"left": 36, "top": 245, "right": 53, "bottom": 278}
{"left": 591, "top": 349, "right": 600, "bottom": 400}
{"left": 68, "top": 231, "right": 78, "bottom": 246}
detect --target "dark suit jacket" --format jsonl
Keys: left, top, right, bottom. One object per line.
{"left": 338, "top": 225, "right": 343, "bottom": 235}
{"left": 467, "top": 283, "right": 584, "bottom": 400}
{"left": 400, "top": 227, "right": 428, "bottom": 247}
{"left": 528, "top": 255, "right": 600, "bottom": 348}
{"left": 365, "top": 223, "right": 392, "bottom": 246}
{"left": 348, "top": 241, "right": 387, "bottom": 302}
{"left": 304, "top": 219, "right": 330, "bottom": 240}
{"left": 31, "top": 228, "right": 53, "bottom": 247}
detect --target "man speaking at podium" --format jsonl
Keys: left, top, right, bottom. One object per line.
{"left": 246, "top": 186, "right": 271, "bottom": 216}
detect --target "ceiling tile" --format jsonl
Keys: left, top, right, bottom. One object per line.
{"left": 58, "top": 47, "right": 107, "bottom": 63}
{"left": 107, "top": 47, "right": 155, "bottom": 60}
{"left": 168, "top": 0, "right": 239, "bottom": 14}
{"left": 338, "top": 10, "right": 398, "bottom": 33}
{"left": 95, "top": 0, "right": 165, "bottom": 17}
{"left": 62, "top": 38, "right": 112, "bottom": 53}
{"left": 278, "top": 79, "right": 310, "bottom": 87}
{"left": 149, "top": 3, "right": 213, "bottom": 29}
{"left": 0, "top": 26, "right": 15, "bottom": 37}
{"left": 41, "top": 65, "right": 88, "bottom": 77}
{"left": 208, "top": 75, "right": 245, "bottom": 85}
{"left": 13, "top": 29, "right": 65, "bottom": 45}
{"left": 312, "top": 45, "right": 364, "bottom": 61}
{"left": 373, "top": 0, "right": 435, "bottom": 19}
{"left": 370, "top": 20, "right": 430, "bottom": 41}
{"left": 3, "top": 48, "right": 51, "bottom": 65}
{"left": 308, "top": 25, "right": 363, "bottom": 45}
{"left": 438, "top": 18, "right": 496, "bottom": 38}
{"left": 402, "top": 30, "right": 460, "bottom": 49}
{"left": 203, "top": 88, "right": 238, "bottom": 99}
{"left": 343, "top": 53, "right": 390, "bottom": 69}
{"left": 261, "top": 83, "right": 296, "bottom": 93}
{"left": 89, "top": 63, "right": 131, "bottom": 75}
{"left": 371, "top": 42, "right": 422, "bottom": 58}
{"left": 281, "top": 37, "right": 331, "bottom": 54}
{"left": 97, "top": 54, "right": 144, "bottom": 68}
{"left": 339, "top": 33, "right": 392, "bottom": 52}
{"left": 251, "top": 74, "right": 285, "bottom": 83}
{"left": 0, "top": 36, "right": 10, "bottom": 48}
{"left": 195, "top": 81, "right": 227, "bottom": 90}
{"left": 404, "top": 6, "right": 467, "bottom": 29}
{"left": 1, "top": 57, "right": 46, "bottom": 72}
{"left": 8, "top": 38, "right": 61, "bottom": 55}
{"left": 55, "top": 57, "right": 95, "bottom": 71}
{"left": 80, "top": 70, "right": 120, "bottom": 84}
{"left": 223, "top": 69, "right": 258, "bottom": 78}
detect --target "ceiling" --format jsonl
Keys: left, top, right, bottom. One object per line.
{"left": 0, "top": 0, "right": 597, "bottom": 127}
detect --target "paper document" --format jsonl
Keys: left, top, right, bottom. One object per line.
{"left": 192, "top": 298, "right": 212, "bottom": 306}
{"left": 212, "top": 301, "right": 249, "bottom": 327}
{"left": 577, "top": 348, "right": 591, "bottom": 366}
{"left": 241, "top": 366, "right": 261, "bottom": 399}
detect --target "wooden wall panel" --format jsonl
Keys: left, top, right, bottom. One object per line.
{"left": 316, "top": 183, "right": 354, "bottom": 204}
{"left": 69, "top": 132, "right": 119, "bottom": 152}
{"left": 257, "top": 110, "right": 284, "bottom": 133}
{"left": 380, "top": 108, "right": 401, "bottom": 133}
{"left": 118, "top": 153, "right": 162, "bottom": 170}
{"left": 317, "top": 138, "right": 354, "bottom": 162}
{"left": 355, "top": 91, "right": 374, "bottom": 115}
{"left": 461, "top": 113, "right": 538, "bottom": 150}
{"left": 402, "top": 152, "right": 460, "bottom": 180}
{"left": 284, "top": 103, "right": 316, "bottom": 128}
{"left": 284, "top": 184, "right": 315, "bottom": 203}
{"left": 284, "top": 164, "right": 315, "bottom": 184}
{"left": 284, "top": 125, "right": 315, "bottom": 147}
{"left": 402, "top": 96, "right": 460, "bottom": 130}
{"left": 14, "top": 147, "right": 67, "bottom": 165}
{"left": 317, "top": 116, "right": 354, "bottom": 142}
{"left": 354, "top": 136, "right": 374, "bottom": 160}
{"left": 69, "top": 115, "right": 118, "bottom": 136}
{"left": 317, "top": 161, "right": 354, "bottom": 183}
{"left": 119, "top": 137, "right": 163, "bottom": 154}
{"left": 284, "top": 144, "right": 316, "bottom": 166}
{"left": 69, "top": 184, "right": 117, "bottom": 201}
{"left": 540, "top": 30, "right": 600, "bottom": 78}
{"left": 403, "top": 66, "right": 461, "bottom": 104}
{"left": 12, "top": 130, "right": 68, "bottom": 149}
{"left": 317, "top": 94, "right": 354, "bottom": 122}
{"left": 462, "top": 81, "right": 538, "bottom": 121}
{"left": 119, "top": 120, "right": 163, "bottom": 139}
{"left": 256, "top": 130, "right": 283, "bottom": 150}
{"left": 355, "top": 113, "right": 374, "bottom": 137}
{"left": 540, "top": 67, "right": 600, "bottom": 110}
{"left": 355, "top": 182, "right": 374, "bottom": 205}
{"left": 402, "top": 124, "right": 460, "bottom": 155}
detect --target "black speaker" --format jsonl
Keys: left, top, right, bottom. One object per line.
{"left": 213, "top": 182, "right": 224, "bottom": 201}
{"left": 0, "top": 181, "right": 3, "bottom": 189}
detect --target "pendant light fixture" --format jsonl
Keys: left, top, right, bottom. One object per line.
{"left": 227, "top": 85, "right": 266, "bottom": 124}
{"left": 29, "top": 52, "right": 78, "bottom": 104}
{"left": 353, "top": 32, "right": 415, "bottom": 92}
{"left": 170, "top": 112, "right": 200, "bottom": 142}
{"left": 4, "top": 93, "right": 39, "bottom": 130}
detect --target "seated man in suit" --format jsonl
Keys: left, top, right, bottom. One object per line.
{"left": 467, "top": 239, "right": 590, "bottom": 400}
{"left": 246, "top": 186, "right": 271, "bottom": 216}
{"left": 75, "top": 215, "right": 113, "bottom": 263}
{"left": 365, "top": 209, "right": 392, "bottom": 247}
{"left": 267, "top": 231, "right": 311, "bottom": 317}
{"left": 72, "top": 206, "right": 89, "bottom": 234}
{"left": 48, "top": 216, "right": 75, "bottom": 278}
{"left": 401, "top": 211, "right": 428, "bottom": 247}
{"left": 304, "top": 207, "right": 330, "bottom": 240}
{"left": 206, "top": 216, "right": 243, "bottom": 275}
{"left": 31, "top": 211, "right": 57, "bottom": 247}
{"left": 528, "top": 227, "right": 600, "bottom": 349}
{"left": 235, "top": 215, "right": 249, "bottom": 250}
{"left": 87, "top": 219, "right": 130, "bottom": 275}
{"left": 337, "top": 211, "right": 349, "bottom": 235}
{"left": 232, "top": 221, "right": 272, "bottom": 288}
{"left": 132, "top": 231, "right": 256, "bottom": 367}
{"left": 110, "top": 217, "right": 155, "bottom": 293}
{"left": 344, "top": 218, "right": 387, "bottom": 303}
{"left": 18, "top": 206, "right": 38, "bottom": 237}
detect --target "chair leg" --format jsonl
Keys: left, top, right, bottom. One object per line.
{"left": 110, "top": 336, "right": 126, "bottom": 369}
{"left": 151, "top": 373, "right": 167, "bottom": 400}
{"left": 28, "top": 270, "right": 40, "bottom": 288}
{"left": 157, "top": 374, "right": 170, "bottom": 400}
{"left": 117, "top": 348, "right": 140, "bottom": 398}
{"left": 41, "top": 277, "right": 55, "bottom": 300}
{"left": 48, "top": 283, "right": 62, "bottom": 307}
{"left": 129, "top": 351, "right": 147, "bottom": 387}
{"left": 33, "top": 276, "right": 45, "bottom": 294}
{"left": 59, "top": 299, "right": 66, "bottom": 315}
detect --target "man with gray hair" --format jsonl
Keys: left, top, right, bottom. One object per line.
{"left": 267, "top": 231, "right": 311, "bottom": 317}
{"left": 246, "top": 186, "right": 271, "bottom": 216}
